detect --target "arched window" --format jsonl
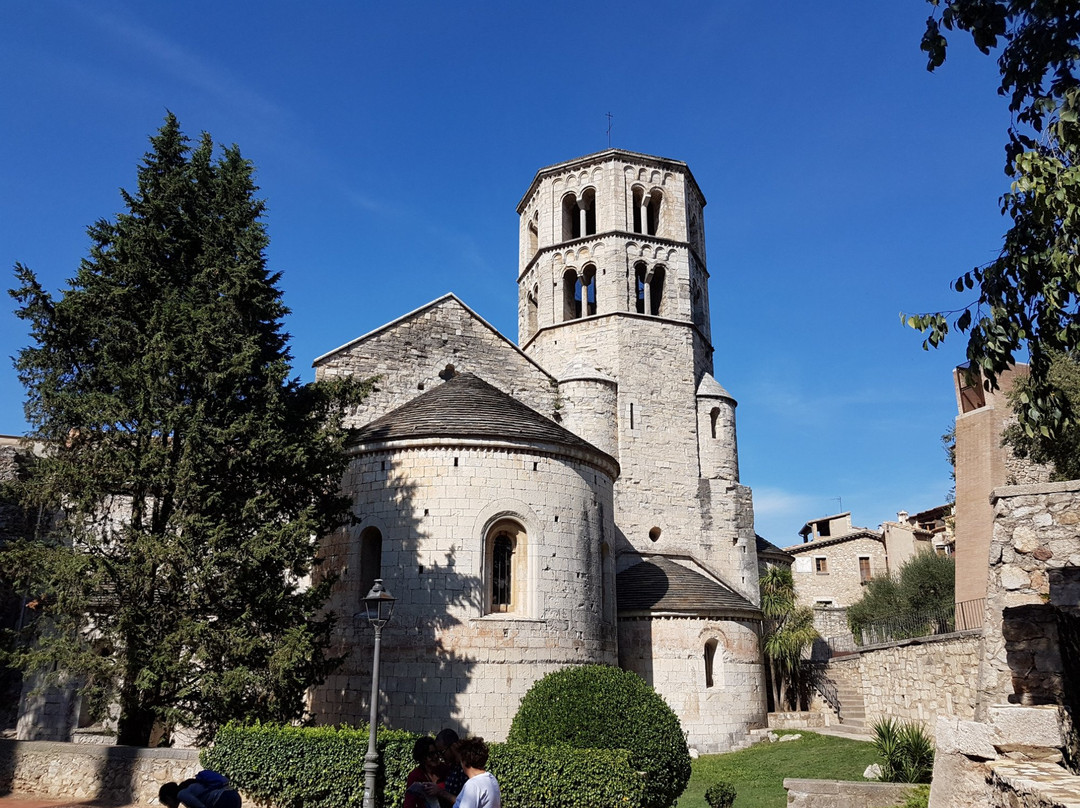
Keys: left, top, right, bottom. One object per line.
{"left": 563, "top": 268, "right": 579, "bottom": 321}
{"left": 710, "top": 407, "right": 720, "bottom": 439}
{"left": 704, "top": 638, "right": 719, "bottom": 688}
{"left": 526, "top": 283, "right": 538, "bottom": 335}
{"left": 561, "top": 191, "right": 596, "bottom": 240}
{"left": 649, "top": 266, "right": 665, "bottom": 315}
{"left": 635, "top": 264, "right": 664, "bottom": 316}
{"left": 581, "top": 264, "right": 597, "bottom": 316}
{"left": 634, "top": 263, "right": 648, "bottom": 314}
{"left": 632, "top": 187, "right": 662, "bottom": 235}
{"left": 528, "top": 211, "right": 539, "bottom": 255}
{"left": 358, "top": 526, "right": 383, "bottom": 598}
{"left": 486, "top": 520, "right": 527, "bottom": 615}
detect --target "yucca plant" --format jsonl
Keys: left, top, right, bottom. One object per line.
{"left": 871, "top": 718, "right": 934, "bottom": 783}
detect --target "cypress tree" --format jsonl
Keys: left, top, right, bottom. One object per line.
{"left": 4, "top": 114, "right": 366, "bottom": 746}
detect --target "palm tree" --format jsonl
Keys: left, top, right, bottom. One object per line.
{"left": 759, "top": 565, "right": 820, "bottom": 711}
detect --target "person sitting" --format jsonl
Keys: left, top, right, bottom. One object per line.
{"left": 451, "top": 738, "right": 500, "bottom": 808}
{"left": 404, "top": 736, "right": 443, "bottom": 808}
{"left": 159, "top": 770, "right": 241, "bottom": 808}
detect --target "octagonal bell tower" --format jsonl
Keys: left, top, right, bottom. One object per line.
{"left": 515, "top": 150, "right": 757, "bottom": 605}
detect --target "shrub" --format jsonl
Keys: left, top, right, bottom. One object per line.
{"left": 899, "top": 785, "right": 930, "bottom": 808}
{"left": 871, "top": 718, "right": 934, "bottom": 783}
{"left": 507, "top": 664, "right": 691, "bottom": 808}
{"left": 201, "top": 721, "right": 420, "bottom": 808}
{"left": 489, "top": 742, "right": 647, "bottom": 808}
{"left": 703, "top": 781, "right": 737, "bottom": 808}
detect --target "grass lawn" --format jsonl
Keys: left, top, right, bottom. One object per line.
{"left": 677, "top": 730, "right": 883, "bottom": 808}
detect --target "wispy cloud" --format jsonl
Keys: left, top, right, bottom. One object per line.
{"left": 73, "top": 3, "right": 282, "bottom": 123}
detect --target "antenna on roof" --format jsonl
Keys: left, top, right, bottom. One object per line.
{"left": 833, "top": 496, "right": 842, "bottom": 513}
{"left": 605, "top": 112, "right": 613, "bottom": 147}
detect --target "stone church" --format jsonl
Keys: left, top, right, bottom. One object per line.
{"left": 308, "top": 149, "right": 767, "bottom": 753}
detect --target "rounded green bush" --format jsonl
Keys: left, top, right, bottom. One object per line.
{"left": 704, "top": 781, "right": 737, "bottom": 808}
{"left": 507, "top": 664, "right": 691, "bottom": 808}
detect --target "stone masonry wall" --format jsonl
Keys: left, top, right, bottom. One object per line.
{"left": 315, "top": 296, "right": 557, "bottom": 429}
{"left": 619, "top": 615, "right": 766, "bottom": 753}
{"left": 824, "top": 632, "right": 982, "bottom": 733}
{"left": 309, "top": 442, "right": 618, "bottom": 741}
{"left": 977, "top": 480, "right": 1080, "bottom": 717}
{"left": 0, "top": 739, "right": 199, "bottom": 804}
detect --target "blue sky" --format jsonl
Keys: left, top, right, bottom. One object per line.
{"left": 0, "top": 2, "right": 1015, "bottom": 545}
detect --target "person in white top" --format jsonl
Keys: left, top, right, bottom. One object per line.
{"left": 450, "top": 737, "right": 501, "bottom": 808}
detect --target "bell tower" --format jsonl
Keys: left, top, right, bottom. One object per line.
{"left": 515, "top": 149, "right": 757, "bottom": 604}
{"left": 516, "top": 149, "right": 711, "bottom": 348}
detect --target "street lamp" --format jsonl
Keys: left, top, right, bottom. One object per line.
{"left": 361, "top": 579, "right": 395, "bottom": 808}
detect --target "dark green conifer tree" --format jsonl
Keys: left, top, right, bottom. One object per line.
{"left": 4, "top": 114, "right": 366, "bottom": 746}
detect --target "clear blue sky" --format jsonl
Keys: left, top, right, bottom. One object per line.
{"left": 0, "top": 2, "right": 1015, "bottom": 545}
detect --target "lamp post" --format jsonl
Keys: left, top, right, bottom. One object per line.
{"left": 361, "top": 579, "right": 395, "bottom": 808}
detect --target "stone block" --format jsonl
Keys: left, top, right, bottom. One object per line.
{"left": 927, "top": 750, "right": 993, "bottom": 808}
{"left": 934, "top": 716, "right": 999, "bottom": 759}
{"left": 988, "top": 704, "right": 1067, "bottom": 748}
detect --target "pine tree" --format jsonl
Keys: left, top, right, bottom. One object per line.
{"left": 4, "top": 114, "right": 367, "bottom": 746}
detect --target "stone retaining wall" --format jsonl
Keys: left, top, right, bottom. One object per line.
{"left": 0, "top": 739, "right": 199, "bottom": 804}
{"left": 822, "top": 631, "right": 982, "bottom": 733}
{"left": 782, "top": 778, "right": 919, "bottom": 808}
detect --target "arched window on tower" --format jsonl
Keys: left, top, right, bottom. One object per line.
{"left": 562, "top": 193, "right": 578, "bottom": 241}
{"left": 635, "top": 264, "right": 664, "bottom": 316}
{"left": 526, "top": 283, "right": 538, "bottom": 336}
{"left": 646, "top": 190, "right": 662, "bottom": 236}
{"left": 632, "top": 187, "right": 662, "bottom": 235}
{"left": 634, "top": 263, "right": 648, "bottom": 314}
{"left": 581, "top": 264, "right": 597, "bottom": 316}
{"left": 358, "top": 526, "right": 383, "bottom": 598}
{"left": 486, "top": 519, "right": 527, "bottom": 614}
{"left": 580, "top": 188, "right": 597, "bottom": 236}
{"left": 649, "top": 266, "right": 665, "bottom": 315}
{"left": 563, "top": 268, "right": 579, "bottom": 321}
{"left": 710, "top": 406, "right": 721, "bottom": 439}
{"left": 528, "top": 211, "right": 539, "bottom": 256}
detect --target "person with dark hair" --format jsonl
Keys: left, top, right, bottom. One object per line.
{"left": 160, "top": 770, "right": 241, "bottom": 808}
{"left": 404, "top": 736, "right": 443, "bottom": 808}
{"left": 451, "top": 738, "right": 500, "bottom": 808}
{"left": 432, "top": 728, "right": 466, "bottom": 806}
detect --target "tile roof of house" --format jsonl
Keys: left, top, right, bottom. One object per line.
{"left": 783, "top": 529, "right": 884, "bottom": 554}
{"left": 350, "top": 372, "right": 618, "bottom": 473}
{"left": 616, "top": 556, "right": 759, "bottom": 616}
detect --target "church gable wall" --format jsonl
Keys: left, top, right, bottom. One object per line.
{"left": 316, "top": 300, "right": 557, "bottom": 429}
{"left": 311, "top": 443, "right": 618, "bottom": 741}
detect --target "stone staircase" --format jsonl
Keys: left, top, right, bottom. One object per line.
{"left": 834, "top": 679, "right": 866, "bottom": 728}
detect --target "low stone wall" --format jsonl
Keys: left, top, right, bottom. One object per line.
{"left": 782, "top": 778, "right": 918, "bottom": 808}
{"left": 0, "top": 739, "right": 199, "bottom": 804}
{"left": 822, "top": 631, "right": 982, "bottom": 733}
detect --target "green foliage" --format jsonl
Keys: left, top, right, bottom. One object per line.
{"left": 1005, "top": 351, "right": 1080, "bottom": 479}
{"left": 899, "top": 785, "right": 931, "bottom": 808}
{"left": 677, "top": 730, "right": 879, "bottom": 808}
{"left": 847, "top": 553, "right": 955, "bottom": 642}
{"left": 759, "top": 566, "right": 820, "bottom": 710}
{"left": 905, "top": 2, "right": 1080, "bottom": 442}
{"left": 508, "top": 664, "right": 691, "bottom": 808}
{"left": 702, "top": 781, "right": 736, "bottom": 808}
{"left": 871, "top": 719, "right": 935, "bottom": 784}
{"left": 2, "top": 114, "right": 369, "bottom": 745}
{"left": 489, "top": 742, "right": 647, "bottom": 808}
{"left": 201, "top": 722, "right": 418, "bottom": 808}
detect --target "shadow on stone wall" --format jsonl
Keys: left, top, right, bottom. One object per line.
{"left": 316, "top": 453, "right": 478, "bottom": 735}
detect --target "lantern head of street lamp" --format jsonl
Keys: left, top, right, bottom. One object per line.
{"left": 363, "top": 578, "right": 396, "bottom": 627}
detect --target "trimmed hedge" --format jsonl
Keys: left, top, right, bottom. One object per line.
{"left": 489, "top": 742, "right": 646, "bottom": 808}
{"left": 200, "top": 722, "right": 420, "bottom": 808}
{"left": 507, "top": 665, "right": 691, "bottom": 808}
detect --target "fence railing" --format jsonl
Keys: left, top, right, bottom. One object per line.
{"left": 853, "top": 598, "right": 985, "bottom": 647}
{"left": 819, "top": 598, "right": 985, "bottom": 656}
